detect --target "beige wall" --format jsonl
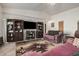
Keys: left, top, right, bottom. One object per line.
{"left": 0, "top": 5, "right": 3, "bottom": 37}
{"left": 46, "top": 7, "right": 79, "bottom": 36}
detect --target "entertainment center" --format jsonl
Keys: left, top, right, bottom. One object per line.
{"left": 7, "top": 19, "right": 44, "bottom": 42}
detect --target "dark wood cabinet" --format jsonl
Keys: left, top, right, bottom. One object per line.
{"left": 0, "top": 37, "right": 3, "bottom": 46}
{"left": 7, "top": 19, "right": 23, "bottom": 42}
{"left": 36, "top": 22, "right": 43, "bottom": 38}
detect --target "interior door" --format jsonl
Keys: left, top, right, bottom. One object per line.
{"left": 58, "top": 21, "right": 64, "bottom": 32}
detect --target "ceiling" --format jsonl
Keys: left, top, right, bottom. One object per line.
{"left": 1, "top": 3, "right": 79, "bottom": 15}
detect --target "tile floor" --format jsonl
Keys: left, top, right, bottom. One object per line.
{"left": 0, "top": 42, "right": 16, "bottom": 56}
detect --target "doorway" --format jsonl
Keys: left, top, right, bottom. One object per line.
{"left": 58, "top": 21, "right": 64, "bottom": 32}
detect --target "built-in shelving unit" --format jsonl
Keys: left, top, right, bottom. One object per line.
{"left": 7, "top": 19, "right": 44, "bottom": 42}
{"left": 25, "top": 22, "right": 44, "bottom": 40}
{"left": 36, "top": 22, "right": 43, "bottom": 38}
{"left": 7, "top": 19, "right": 23, "bottom": 42}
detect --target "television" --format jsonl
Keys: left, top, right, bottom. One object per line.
{"left": 24, "top": 21, "right": 36, "bottom": 29}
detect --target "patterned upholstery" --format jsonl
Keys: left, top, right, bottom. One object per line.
{"left": 75, "top": 30, "right": 79, "bottom": 38}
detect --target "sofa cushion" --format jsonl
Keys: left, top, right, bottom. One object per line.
{"left": 42, "top": 43, "right": 78, "bottom": 56}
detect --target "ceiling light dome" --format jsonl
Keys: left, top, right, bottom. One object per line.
{"left": 48, "top": 3, "right": 56, "bottom": 6}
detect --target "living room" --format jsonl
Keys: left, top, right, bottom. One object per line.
{"left": 0, "top": 3, "right": 79, "bottom": 56}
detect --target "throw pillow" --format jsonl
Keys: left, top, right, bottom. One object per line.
{"left": 73, "top": 38, "right": 79, "bottom": 48}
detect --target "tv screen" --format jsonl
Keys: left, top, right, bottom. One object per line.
{"left": 24, "top": 21, "right": 36, "bottom": 29}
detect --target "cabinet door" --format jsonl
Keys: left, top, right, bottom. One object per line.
{"left": 14, "top": 20, "right": 23, "bottom": 41}
{"left": 18, "top": 32, "right": 23, "bottom": 41}
{"left": 14, "top": 32, "right": 19, "bottom": 41}
{"left": 14, "top": 32, "right": 23, "bottom": 41}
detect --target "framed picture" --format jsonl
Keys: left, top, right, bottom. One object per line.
{"left": 51, "top": 23, "right": 54, "bottom": 27}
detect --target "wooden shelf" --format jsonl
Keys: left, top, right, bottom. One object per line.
{"left": 7, "top": 19, "right": 23, "bottom": 42}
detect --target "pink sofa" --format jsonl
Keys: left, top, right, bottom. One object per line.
{"left": 42, "top": 43, "right": 79, "bottom": 56}
{"left": 22, "top": 43, "right": 79, "bottom": 56}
